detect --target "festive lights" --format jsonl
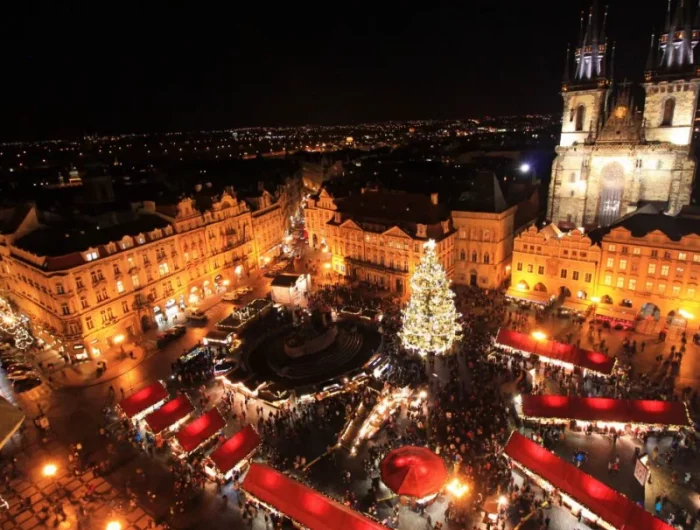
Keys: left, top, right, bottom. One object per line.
{"left": 446, "top": 478, "right": 469, "bottom": 498}
{"left": 399, "top": 240, "right": 460, "bottom": 356}
{"left": 0, "top": 298, "right": 34, "bottom": 350}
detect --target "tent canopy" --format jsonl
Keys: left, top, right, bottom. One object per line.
{"left": 495, "top": 328, "right": 615, "bottom": 375}
{"left": 242, "top": 463, "right": 386, "bottom": 530}
{"left": 380, "top": 446, "right": 447, "bottom": 498}
{"left": 118, "top": 381, "right": 168, "bottom": 419}
{"left": 521, "top": 395, "right": 690, "bottom": 427}
{"left": 175, "top": 408, "right": 226, "bottom": 453}
{"left": 0, "top": 397, "right": 24, "bottom": 449}
{"left": 210, "top": 425, "right": 261, "bottom": 475}
{"left": 144, "top": 395, "right": 194, "bottom": 434}
{"left": 504, "top": 432, "right": 673, "bottom": 530}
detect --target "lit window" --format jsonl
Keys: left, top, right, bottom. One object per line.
{"left": 658, "top": 283, "right": 666, "bottom": 294}
{"left": 632, "top": 247, "right": 641, "bottom": 255}
{"left": 606, "top": 258, "right": 614, "bottom": 268}
{"left": 661, "top": 265, "right": 669, "bottom": 277}
{"left": 628, "top": 278, "right": 636, "bottom": 290}
{"left": 608, "top": 244, "right": 616, "bottom": 252}
{"left": 616, "top": 276, "right": 624, "bottom": 288}
{"left": 619, "top": 259, "right": 627, "bottom": 271}
{"left": 116, "top": 280, "right": 124, "bottom": 294}
{"left": 132, "top": 274, "right": 140, "bottom": 288}
{"left": 688, "top": 287, "right": 697, "bottom": 299}
{"left": 648, "top": 263, "right": 656, "bottom": 274}
{"left": 678, "top": 252, "right": 687, "bottom": 261}
{"left": 645, "top": 281, "right": 653, "bottom": 292}
{"left": 604, "top": 274, "right": 612, "bottom": 286}
{"left": 672, "top": 285, "right": 681, "bottom": 296}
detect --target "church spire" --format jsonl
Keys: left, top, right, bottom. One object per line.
{"left": 573, "top": 1, "right": 609, "bottom": 85}
{"left": 652, "top": 0, "right": 700, "bottom": 78}
{"left": 563, "top": 44, "right": 571, "bottom": 84}
{"left": 645, "top": 31, "right": 656, "bottom": 72}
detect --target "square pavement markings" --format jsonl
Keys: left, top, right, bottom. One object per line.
{"left": 95, "top": 482, "right": 112, "bottom": 494}
{"left": 15, "top": 509, "right": 33, "bottom": 523}
{"left": 2, "top": 522, "right": 15, "bottom": 530}
{"left": 65, "top": 479, "right": 82, "bottom": 492}
{"left": 20, "top": 516, "right": 40, "bottom": 530}
{"left": 127, "top": 508, "right": 145, "bottom": 522}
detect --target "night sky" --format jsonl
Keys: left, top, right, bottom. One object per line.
{"left": 1, "top": 1, "right": 670, "bottom": 139}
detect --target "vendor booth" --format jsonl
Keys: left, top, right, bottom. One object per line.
{"left": 206, "top": 425, "right": 261, "bottom": 479}
{"left": 203, "top": 329, "right": 241, "bottom": 354}
{"left": 173, "top": 408, "right": 226, "bottom": 455}
{"left": 515, "top": 395, "right": 691, "bottom": 432}
{"left": 242, "top": 463, "right": 386, "bottom": 530}
{"left": 494, "top": 328, "right": 616, "bottom": 376}
{"left": 144, "top": 395, "right": 195, "bottom": 435}
{"left": 118, "top": 381, "right": 169, "bottom": 421}
{"left": 503, "top": 432, "right": 672, "bottom": 530}
{"left": 380, "top": 446, "right": 447, "bottom": 502}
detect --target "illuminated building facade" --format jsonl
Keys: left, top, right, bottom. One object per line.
{"left": 0, "top": 187, "right": 294, "bottom": 360}
{"left": 549, "top": 1, "right": 699, "bottom": 229}
{"left": 508, "top": 207, "right": 700, "bottom": 330}
{"left": 306, "top": 188, "right": 455, "bottom": 295}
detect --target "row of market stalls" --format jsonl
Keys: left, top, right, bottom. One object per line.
{"left": 117, "top": 382, "right": 261, "bottom": 478}
{"left": 493, "top": 328, "right": 616, "bottom": 376}
{"left": 514, "top": 394, "right": 692, "bottom": 432}
{"left": 503, "top": 432, "right": 674, "bottom": 530}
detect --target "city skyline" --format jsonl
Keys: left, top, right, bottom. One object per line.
{"left": 2, "top": 0, "right": 666, "bottom": 140}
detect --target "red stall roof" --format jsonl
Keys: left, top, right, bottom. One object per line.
{"left": 118, "top": 381, "right": 169, "bottom": 419}
{"left": 175, "top": 408, "right": 226, "bottom": 453}
{"left": 144, "top": 395, "right": 194, "bottom": 434}
{"left": 521, "top": 395, "right": 690, "bottom": 427}
{"left": 210, "top": 425, "right": 261, "bottom": 474}
{"left": 504, "top": 432, "right": 673, "bottom": 530}
{"left": 380, "top": 446, "right": 447, "bottom": 498}
{"left": 242, "top": 463, "right": 386, "bottom": 530}
{"left": 495, "top": 328, "right": 615, "bottom": 375}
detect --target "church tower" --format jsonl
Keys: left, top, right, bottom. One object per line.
{"left": 559, "top": 3, "right": 612, "bottom": 147}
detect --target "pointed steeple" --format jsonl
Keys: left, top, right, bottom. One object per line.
{"left": 563, "top": 44, "right": 571, "bottom": 84}
{"left": 652, "top": 0, "right": 700, "bottom": 78}
{"left": 573, "top": 1, "right": 608, "bottom": 85}
{"left": 645, "top": 32, "right": 656, "bottom": 72}
{"left": 665, "top": 0, "right": 672, "bottom": 32}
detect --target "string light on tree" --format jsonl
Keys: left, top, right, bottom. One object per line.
{"left": 0, "top": 298, "right": 34, "bottom": 351}
{"left": 399, "top": 239, "right": 460, "bottom": 356}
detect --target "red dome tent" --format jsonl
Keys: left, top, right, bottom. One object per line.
{"left": 380, "top": 446, "right": 447, "bottom": 498}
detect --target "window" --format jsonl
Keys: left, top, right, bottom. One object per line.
{"left": 146, "top": 270, "right": 153, "bottom": 282}
{"left": 678, "top": 252, "right": 687, "bottom": 261}
{"left": 694, "top": 254, "right": 700, "bottom": 263}
{"left": 631, "top": 262, "right": 638, "bottom": 273}
{"left": 538, "top": 266, "right": 545, "bottom": 275}
{"left": 608, "top": 244, "right": 616, "bottom": 252}
{"left": 176, "top": 277, "right": 182, "bottom": 288}
{"left": 100, "top": 310, "right": 108, "bottom": 324}
{"left": 676, "top": 266, "right": 685, "bottom": 278}
{"left": 471, "top": 251, "right": 477, "bottom": 262}
{"left": 460, "top": 250, "right": 466, "bottom": 261}
{"left": 61, "top": 303, "right": 70, "bottom": 315}
{"left": 55, "top": 283, "right": 65, "bottom": 294}
{"left": 75, "top": 276, "right": 84, "bottom": 289}
{"left": 483, "top": 253, "right": 490, "bottom": 264}
{"left": 645, "top": 281, "right": 653, "bottom": 292}
{"left": 122, "top": 300, "right": 130, "bottom": 313}
{"left": 85, "top": 251, "right": 99, "bottom": 262}
{"left": 619, "top": 259, "right": 627, "bottom": 271}
{"left": 572, "top": 271, "right": 579, "bottom": 281}
{"left": 516, "top": 262, "right": 522, "bottom": 272}
{"left": 96, "top": 288, "right": 109, "bottom": 302}
{"left": 661, "top": 265, "right": 670, "bottom": 277}
{"left": 80, "top": 297, "right": 88, "bottom": 309}
{"left": 616, "top": 276, "right": 624, "bottom": 288}
{"left": 658, "top": 283, "right": 666, "bottom": 294}
{"left": 604, "top": 273, "right": 612, "bottom": 286}
{"left": 621, "top": 246, "right": 628, "bottom": 255}
{"left": 688, "top": 287, "right": 696, "bottom": 299}
{"left": 575, "top": 104, "right": 586, "bottom": 131}
{"left": 633, "top": 247, "right": 641, "bottom": 255}
{"left": 90, "top": 270, "right": 99, "bottom": 284}
{"left": 560, "top": 269, "right": 567, "bottom": 279}
{"left": 648, "top": 263, "right": 656, "bottom": 274}
{"left": 651, "top": 250, "right": 658, "bottom": 258}
{"left": 606, "top": 257, "right": 614, "bottom": 268}
{"left": 672, "top": 285, "right": 681, "bottom": 296}
{"left": 584, "top": 273, "right": 592, "bottom": 283}
{"left": 569, "top": 173, "right": 576, "bottom": 184}
{"left": 661, "top": 97, "right": 675, "bottom": 126}
{"left": 116, "top": 280, "right": 124, "bottom": 294}
{"left": 86, "top": 316, "right": 94, "bottom": 330}
{"left": 527, "top": 264, "right": 534, "bottom": 273}
{"left": 159, "top": 263, "right": 169, "bottom": 276}
{"left": 628, "top": 278, "right": 636, "bottom": 290}
{"left": 664, "top": 251, "right": 672, "bottom": 259}
{"left": 132, "top": 274, "right": 140, "bottom": 288}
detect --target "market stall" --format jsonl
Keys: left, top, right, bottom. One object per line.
{"left": 206, "top": 425, "right": 261, "bottom": 479}
{"left": 203, "top": 329, "right": 242, "bottom": 355}
{"left": 503, "top": 431, "right": 672, "bottom": 530}
{"left": 380, "top": 446, "right": 447, "bottom": 502}
{"left": 515, "top": 395, "right": 691, "bottom": 432}
{"left": 144, "top": 395, "right": 195, "bottom": 435}
{"left": 242, "top": 463, "right": 386, "bottom": 530}
{"left": 493, "top": 328, "right": 616, "bottom": 376}
{"left": 118, "top": 381, "right": 169, "bottom": 421}
{"left": 173, "top": 408, "right": 226, "bottom": 456}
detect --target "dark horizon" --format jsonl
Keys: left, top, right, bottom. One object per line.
{"left": 1, "top": 0, "right": 668, "bottom": 141}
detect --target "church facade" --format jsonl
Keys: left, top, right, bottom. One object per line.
{"left": 547, "top": 1, "right": 700, "bottom": 229}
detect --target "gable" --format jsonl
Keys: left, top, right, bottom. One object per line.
{"left": 382, "top": 226, "right": 412, "bottom": 239}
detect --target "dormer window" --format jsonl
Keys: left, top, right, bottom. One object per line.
{"left": 84, "top": 250, "right": 99, "bottom": 262}
{"left": 137, "top": 235, "right": 145, "bottom": 245}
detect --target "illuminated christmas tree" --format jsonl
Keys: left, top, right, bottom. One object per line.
{"left": 399, "top": 239, "right": 460, "bottom": 356}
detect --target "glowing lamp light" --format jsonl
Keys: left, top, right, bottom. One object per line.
{"left": 498, "top": 495, "right": 508, "bottom": 506}
{"left": 223, "top": 279, "right": 231, "bottom": 286}
{"left": 419, "top": 390, "right": 428, "bottom": 400}
{"left": 113, "top": 334, "right": 125, "bottom": 345}
{"left": 234, "top": 265, "right": 243, "bottom": 275}
{"left": 531, "top": 330, "right": 547, "bottom": 341}
{"left": 516, "top": 281, "right": 527, "bottom": 292}
{"left": 323, "top": 263, "right": 331, "bottom": 269}
{"left": 446, "top": 478, "right": 469, "bottom": 498}
{"left": 590, "top": 296, "right": 600, "bottom": 303}
{"left": 679, "top": 309, "right": 694, "bottom": 320}
{"left": 519, "top": 163, "right": 531, "bottom": 173}
{"left": 42, "top": 463, "right": 58, "bottom": 478}
{"left": 188, "top": 294, "right": 199, "bottom": 304}
{"left": 106, "top": 522, "right": 123, "bottom": 530}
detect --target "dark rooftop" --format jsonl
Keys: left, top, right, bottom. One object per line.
{"left": 588, "top": 205, "right": 700, "bottom": 244}
{"left": 271, "top": 274, "right": 303, "bottom": 288}
{"left": 335, "top": 189, "right": 450, "bottom": 226}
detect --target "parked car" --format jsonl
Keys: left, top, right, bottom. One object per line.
{"left": 6, "top": 371, "right": 38, "bottom": 381}
{"left": 187, "top": 310, "right": 208, "bottom": 323}
{"left": 222, "top": 292, "right": 240, "bottom": 302}
{"left": 12, "top": 377, "right": 41, "bottom": 393}
{"left": 1, "top": 358, "right": 26, "bottom": 370}
{"left": 214, "top": 359, "right": 236, "bottom": 376}
{"left": 156, "top": 333, "right": 172, "bottom": 348}
{"left": 169, "top": 325, "right": 187, "bottom": 338}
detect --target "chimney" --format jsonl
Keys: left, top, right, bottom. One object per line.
{"left": 430, "top": 193, "right": 438, "bottom": 205}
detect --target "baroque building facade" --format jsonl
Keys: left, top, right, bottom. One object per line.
{"left": 548, "top": 1, "right": 699, "bottom": 229}
{"left": 0, "top": 185, "right": 295, "bottom": 361}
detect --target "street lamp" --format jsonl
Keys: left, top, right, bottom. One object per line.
{"left": 519, "top": 163, "right": 531, "bottom": 173}
{"left": 42, "top": 463, "right": 57, "bottom": 478}
{"left": 531, "top": 330, "right": 547, "bottom": 341}
{"left": 106, "top": 522, "right": 122, "bottom": 530}
{"left": 446, "top": 478, "right": 469, "bottom": 498}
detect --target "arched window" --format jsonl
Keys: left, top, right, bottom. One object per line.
{"left": 661, "top": 98, "right": 675, "bottom": 126}
{"left": 483, "top": 253, "right": 490, "bottom": 264}
{"left": 459, "top": 250, "right": 466, "bottom": 261}
{"left": 575, "top": 105, "right": 586, "bottom": 131}
{"left": 471, "top": 251, "right": 478, "bottom": 262}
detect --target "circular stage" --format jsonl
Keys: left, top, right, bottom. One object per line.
{"left": 235, "top": 320, "right": 383, "bottom": 394}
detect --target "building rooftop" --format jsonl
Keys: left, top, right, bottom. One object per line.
{"left": 335, "top": 189, "right": 450, "bottom": 226}
{"left": 588, "top": 205, "right": 700, "bottom": 243}
{"left": 271, "top": 274, "right": 303, "bottom": 288}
